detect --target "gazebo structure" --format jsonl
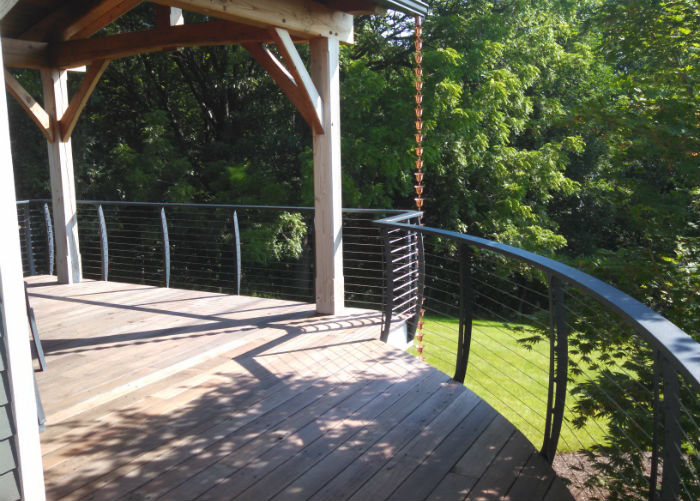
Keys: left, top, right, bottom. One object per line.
{"left": 0, "top": 0, "right": 430, "bottom": 498}
{"left": 3, "top": 2, "right": 698, "bottom": 501}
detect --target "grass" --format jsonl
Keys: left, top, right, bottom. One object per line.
{"left": 407, "top": 315, "right": 609, "bottom": 453}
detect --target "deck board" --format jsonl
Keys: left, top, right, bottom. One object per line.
{"left": 25, "top": 276, "right": 574, "bottom": 501}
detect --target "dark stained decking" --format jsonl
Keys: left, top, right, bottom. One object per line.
{"left": 26, "top": 276, "right": 574, "bottom": 501}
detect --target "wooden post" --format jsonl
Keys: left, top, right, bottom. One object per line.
{"left": 310, "top": 36, "right": 344, "bottom": 315}
{"left": 41, "top": 69, "right": 82, "bottom": 283}
{"left": 0, "top": 38, "right": 47, "bottom": 501}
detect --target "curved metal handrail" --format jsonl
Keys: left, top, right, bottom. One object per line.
{"left": 375, "top": 216, "right": 700, "bottom": 392}
{"left": 375, "top": 212, "right": 700, "bottom": 501}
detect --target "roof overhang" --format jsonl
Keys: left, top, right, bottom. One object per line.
{"left": 375, "top": 0, "right": 428, "bottom": 17}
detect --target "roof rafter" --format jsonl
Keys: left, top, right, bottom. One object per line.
{"left": 21, "top": 0, "right": 142, "bottom": 42}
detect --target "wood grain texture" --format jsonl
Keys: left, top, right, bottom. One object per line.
{"left": 40, "top": 69, "right": 82, "bottom": 284}
{"left": 310, "top": 36, "right": 344, "bottom": 315}
{"left": 25, "top": 277, "right": 573, "bottom": 501}
{"left": 1, "top": 37, "right": 48, "bottom": 68}
{"left": 3, "top": 69, "right": 52, "bottom": 140}
{"left": 156, "top": 0, "right": 354, "bottom": 43}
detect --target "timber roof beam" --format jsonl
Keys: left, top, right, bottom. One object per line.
{"left": 2, "top": 21, "right": 285, "bottom": 69}
{"left": 158, "top": 0, "right": 355, "bottom": 43}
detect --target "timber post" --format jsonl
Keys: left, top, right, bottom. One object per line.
{"left": 41, "top": 68, "right": 82, "bottom": 284}
{"left": 310, "top": 36, "right": 344, "bottom": 315}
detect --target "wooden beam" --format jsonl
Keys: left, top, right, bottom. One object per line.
{"left": 310, "top": 36, "right": 344, "bottom": 315}
{"left": 0, "top": 36, "right": 47, "bottom": 501}
{"left": 41, "top": 68, "right": 82, "bottom": 284}
{"left": 243, "top": 43, "right": 322, "bottom": 133}
{"left": 158, "top": 0, "right": 354, "bottom": 43}
{"left": 271, "top": 28, "right": 324, "bottom": 134}
{"left": 243, "top": 43, "right": 298, "bottom": 99}
{"left": 3, "top": 70, "right": 53, "bottom": 141}
{"left": 68, "top": 0, "right": 143, "bottom": 40}
{"left": 53, "top": 20, "right": 274, "bottom": 69}
{"left": 1, "top": 37, "right": 49, "bottom": 69}
{"left": 20, "top": 0, "right": 143, "bottom": 42}
{"left": 59, "top": 59, "right": 109, "bottom": 141}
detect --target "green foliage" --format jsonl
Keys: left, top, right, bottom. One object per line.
{"left": 242, "top": 212, "right": 307, "bottom": 264}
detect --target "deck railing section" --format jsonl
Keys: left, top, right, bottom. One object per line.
{"left": 16, "top": 200, "right": 398, "bottom": 309}
{"left": 16, "top": 199, "right": 700, "bottom": 499}
{"left": 375, "top": 215, "right": 700, "bottom": 501}
{"left": 377, "top": 210, "right": 424, "bottom": 345}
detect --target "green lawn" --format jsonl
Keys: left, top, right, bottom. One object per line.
{"left": 407, "top": 316, "right": 608, "bottom": 453}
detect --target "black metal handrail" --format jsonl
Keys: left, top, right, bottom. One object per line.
{"left": 375, "top": 214, "right": 700, "bottom": 500}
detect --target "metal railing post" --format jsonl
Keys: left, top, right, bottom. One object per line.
{"left": 43, "top": 203, "right": 54, "bottom": 276}
{"left": 380, "top": 227, "right": 394, "bottom": 343}
{"left": 97, "top": 204, "right": 109, "bottom": 281}
{"left": 454, "top": 243, "right": 473, "bottom": 384}
{"left": 541, "top": 274, "right": 568, "bottom": 463}
{"left": 649, "top": 350, "right": 662, "bottom": 501}
{"left": 233, "top": 210, "right": 241, "bottom": 295}
{"left": 23, "top": 204, "right": 36, "bottom": 276}
{"left": 160, "top": 207, "right": 170, "bottom": 288}
{"left": 407, "top": 228, "right": 425, "bottom": 342}
{"left": 660, "top": 358, "right": 682, "bottom": 500}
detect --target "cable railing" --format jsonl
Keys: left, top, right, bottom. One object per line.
{"left": 16, "top": 200, "right": 399, "bottom": 309}
{"left": 375, "top": 215, "right": 700, "bottom": 501}
{"left": 16, "top": 199, "right": 700, "bottom": 499}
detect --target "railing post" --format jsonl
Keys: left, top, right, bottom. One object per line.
{"left": 407, "top": 227, "right": 425, "bottom": 342}
{"left": 454, "top": 243, "right": 473, "bottom": 384}
{"left": 97, "top": 204, "right": 109, "bottom": 281}
{"left": 380, "top": 226, "right": 394, "bottom": 343}
{"left": 233, "top": 210, "right": 241, "bottom": 295}
{"left": 660, "top": 357, "right": 682, "bottom": 501}
{"left": 160, "top": 207, "right": 170, "bottom": 288}
{"left": 23, "top": 204, "right": 36, "bottom": 276}
{"left": 649, "top": 350, "right": 662, "bottom": 501}
{"left": 541, "top": 274, "right": 568, "bottom": 463}
{"left": 43, "top": 203, "right": 54, "bottom": 276}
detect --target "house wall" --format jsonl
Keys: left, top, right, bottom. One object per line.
{"left": 0, "top": 317, "right": 20, "bottom": 501}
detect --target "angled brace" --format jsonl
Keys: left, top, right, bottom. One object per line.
{"left": 59, "top": 59, "right": 109, "bottom": 141}
{"left": 4, "top": 69, "right": 53, "bottom": 141}
{"left": 244, "top": 28, "right": 324, "bottom": 134}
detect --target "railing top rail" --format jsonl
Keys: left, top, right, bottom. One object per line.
{"left": 375, "top": 215, "right": 700, "bottom": 392}
{"left": 17, "top": 199, "right": 409, "bottom": 215}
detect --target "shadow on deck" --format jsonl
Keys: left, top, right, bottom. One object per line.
{"left": 27, "top": 276, "right": 574, "bottom": 501}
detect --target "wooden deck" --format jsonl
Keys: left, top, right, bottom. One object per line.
{"left": 26, "top": 276, "right": 574, "bottom": 501}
